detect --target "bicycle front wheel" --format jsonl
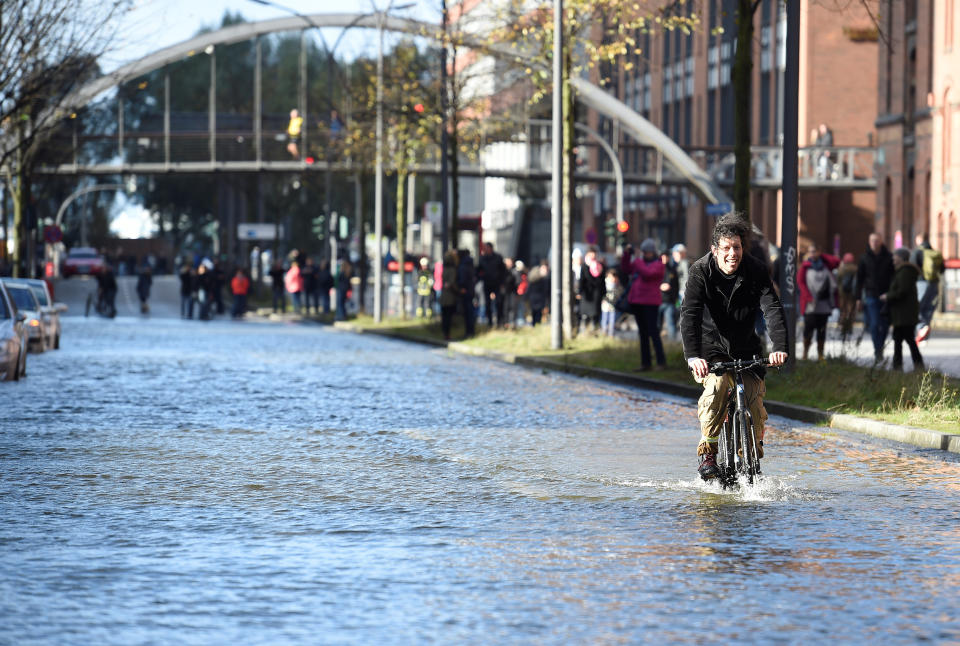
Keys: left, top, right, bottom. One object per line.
{"left": 735, "top": 410, "right": 761, "bottom": 484}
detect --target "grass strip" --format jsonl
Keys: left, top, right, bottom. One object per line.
{"left": 350, "top": 314, "right": 960, "bottom": 434}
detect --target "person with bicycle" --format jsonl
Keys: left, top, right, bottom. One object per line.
{"left": 680, "top": 213, "right": 789, "bottom": 480}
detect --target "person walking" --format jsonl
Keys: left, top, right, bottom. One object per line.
{"left": 415, "top": 257, "right": 434, "bottom": 319}
{"left": 881, "top": 248, "right": 924, "bottom": 372}
{"left": 285, "top": 260, "right": 304, "bottom": 314}
{"left": 179, "top": 264, "right": 195, "bottom": 319}
{"left": 302, "top": 257, "right": 319, "bottom": 314}
{"left": 798, "top": 243, "right": 839, "bottom": 361}
{"left": 502, "top": 258, "right": 519, "bottom": 328}
{"left": 317, "top": 260, "right": 334, "bottom": 315}
{"left": 528, "top": 259, "right": 550, "bottom": 327}
{"left": 269, "top": 261, "right": 286, "bottom": 314}
{"left": 601, "top": 269, "right": 621, "bottom": 337}
{"left": 477, "top": 242, "right": 506, "bottom": 328}
{"left": 911, "top": 234, "right": 945, "bottom": 343}
{"left": 136, "top": 265, "right": 153, "bottom": 314}
{"left": 457, "top": 249, "right": 477, "bottom": 338}
{"left": 659, "top": 251, "right": 680, "bottom": 341}
{"left": 335, "top": 259, "right": 352, "bottom": 321}
{"left": 439, "top": 250, "right": 459, "bottom": 340}
{"left": 579, "top": 247, "right": 605, "bottom": 332}
{"left": 230, "top": 268, "right": 250, "bottom": 319}
{"left": 196, "top": 263, "right": 213, "bottom": 320}
{"left": 836, "top": 252, "right": 859, "bottom": 343}
{"left": 621, "top": 238, "right": 667, "bottom": 370}
{"left": 855, "top": 232, "right": 895, "bottom": 362}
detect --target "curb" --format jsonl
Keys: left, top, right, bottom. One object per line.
{"left": 332, "top": 322, "right": 960, "bottom": 456}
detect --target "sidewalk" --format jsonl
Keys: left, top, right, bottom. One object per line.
{"left": 332, "top": 320, "right": 960, "bottom": 456}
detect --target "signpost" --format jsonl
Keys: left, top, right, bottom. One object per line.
{"left": 705, "top": 202, "right": 733, "bottom": 216}
{"left": 237, "top": 223, "right": 284, "bottom": 240}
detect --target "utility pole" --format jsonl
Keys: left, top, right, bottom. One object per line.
{"left": 779, "top": 0, "right": 800, "bottom": 370}
{"left": 440, "top": 0, "right": 450, "bottom": 253}
{"left": 550, "top": 0, "right": 563, "bottom": 350}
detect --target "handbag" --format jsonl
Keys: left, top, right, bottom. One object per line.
{"left": 614, "top": 273, "right": 637, "bottom": 313}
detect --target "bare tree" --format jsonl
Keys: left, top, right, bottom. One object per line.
{"left": 0, "top": 0, "right": 131, "bottom": 276}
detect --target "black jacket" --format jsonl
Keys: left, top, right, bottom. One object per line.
{"left": 855, "top": 244, "right": 894, "bottom": 299}
{"left": 680, "top": 251, "right": 788, "bottom": 366}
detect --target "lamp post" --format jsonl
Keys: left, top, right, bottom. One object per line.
{"left": 550, "top": 0, "right": 563, "bottom": 350}
{"left": 373, "top": 0, "right": 415, "bottom": 323}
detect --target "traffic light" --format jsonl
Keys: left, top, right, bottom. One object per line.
{"left": 312, "top": 214, "right": 326, "bottom": 240}
{"left": 616, "top": 220, "right": 630, "bottom": 234}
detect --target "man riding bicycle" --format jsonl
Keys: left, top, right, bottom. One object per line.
{"left": 679, "top": 213, "right": 789, "bottom": 480}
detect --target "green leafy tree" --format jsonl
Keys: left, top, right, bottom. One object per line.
{"left": 491, "top": 0, "right": 695, "bottom": 339}
{"left": 0, "top": 0, "right": 131, "bottom": 275}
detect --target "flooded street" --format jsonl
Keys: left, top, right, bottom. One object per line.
{"left": 3, "top": 316, "right": 960, "bottom": 644}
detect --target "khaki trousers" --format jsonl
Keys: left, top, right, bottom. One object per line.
{"left": 695, "top": 371, "right": 767, "bottom": 456}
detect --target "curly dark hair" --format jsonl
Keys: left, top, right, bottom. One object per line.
{"left": 711, "top": 212, "right": 752, "bottom": 248}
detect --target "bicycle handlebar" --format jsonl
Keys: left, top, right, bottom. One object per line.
{"left": 708, "top": 357, "right": 771, "bottom": 375}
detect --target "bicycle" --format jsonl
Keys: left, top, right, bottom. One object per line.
{"left": 85, "top": 288, "right": 116, "bottom": 318}
{"left": 708, "top": 356, "right": 771, "bottom": 487}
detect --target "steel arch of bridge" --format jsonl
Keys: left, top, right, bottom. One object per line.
{"left": 57, "top": 14, "right": 734, "bottom": 201}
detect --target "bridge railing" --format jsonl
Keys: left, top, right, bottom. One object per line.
{"left": 36, "top": 123, "right": 879, "bottom": 191}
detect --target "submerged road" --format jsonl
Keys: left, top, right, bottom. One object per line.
{"left": 2, "top": 313, "right": 959, "bottom": 643}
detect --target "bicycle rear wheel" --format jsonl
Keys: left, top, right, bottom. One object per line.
{"left": 735, "top": 410, "right": 761, "bottom": 484}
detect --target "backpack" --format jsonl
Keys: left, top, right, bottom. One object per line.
{"left": 839, "top": 270, "right": 855, "bottom": 295}
{"left": 922, "top": 248, "right": 944, "bottom": 282}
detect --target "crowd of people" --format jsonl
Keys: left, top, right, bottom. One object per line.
{"left": 174, "top": 250, "right": 354, "bottom": 322}
{"left": 410, "top": 227, "right": 945, "bottom": 374}
{"left": 409, "top": 241, "right": 692, "bottom": 360}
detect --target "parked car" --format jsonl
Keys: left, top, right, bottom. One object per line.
{"left": 0, "top": 281, "right": 28, "bottom": 380}
{"left": 62, "top": 246, "right": 106, "bottom": 278}
{"left": 3, "top": 283, "right": 46, "bottom": 352}
{"left": 1, "top": 278, "right": 65, "bottom": 349}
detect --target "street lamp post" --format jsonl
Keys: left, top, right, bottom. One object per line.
{"left": 373, "top": 0, "right": 414, "bottom": 323}
{"left": 550, "top": 0, "right": 563, "bottom": 350}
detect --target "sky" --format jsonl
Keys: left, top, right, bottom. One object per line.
{"left": 106, "top": 0, "right": 441, "bottom": 73}
{"left": 105, "top": 0, "right": 442, "bottom": 238}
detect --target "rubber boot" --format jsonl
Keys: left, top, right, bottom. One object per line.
{"left": 802, "top": 339, "right": 811, "bottom": 361}
{"left": 817, "top": 340, "right": 825, "bottom": 362}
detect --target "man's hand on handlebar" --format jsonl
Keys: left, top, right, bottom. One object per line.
{"left": 768, "top": 351, "right": 788, "bottom": 367}
{"left": 687, "top": 357, "right": 709, "bottom": 379}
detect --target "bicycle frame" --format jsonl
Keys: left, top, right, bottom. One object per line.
{"left": 711, "top": 357, "right": 768, "bottom": 487}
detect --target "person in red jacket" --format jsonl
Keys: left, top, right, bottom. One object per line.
{"left": 621, "top": 238, "right": 667, "bottom": 370}
{"left": 797, "top": 243, "right": 839, "bottom": 360}
{"left": 284, "top": 261, "right": 304, "bottom": 313}
{"left": 231, "top": 268, "right": 251, "bottom": 319}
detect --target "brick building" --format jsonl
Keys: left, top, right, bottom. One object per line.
{"left": 585, "top": 0, "right": 880, "bottom": 257}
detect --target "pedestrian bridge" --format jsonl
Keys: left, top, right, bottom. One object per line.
{"left": 32, "top": 13, "right": 877, "bottom": 194}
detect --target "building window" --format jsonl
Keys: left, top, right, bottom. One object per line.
{"left": 945, "top": 88, "right": 953, "bottom": 174}
{"left": 776, "top": 9, "right": 786, "bottom": 70}
{"left": 685, "top": 56, "right": 694, "bottom": 98}
{"left": 761, "top": 25, "right": 772, "bottom": 73}
{"left": 643, "top": 73, "right": 651, "bottom": 112}
{"left": 708, "top": 45, "right": 719, "bottom": 90}
{"left": 663, "top": 65, "right": 672, "bottom": 104}
{"left": 947, "top": 0, "right": 955, "bottom": 50}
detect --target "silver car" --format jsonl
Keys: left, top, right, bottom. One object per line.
{"left": 2, "top": 278, "right": 66, "bottom": 349}
{"left": 0, "top": 281, "right": 28, "bottom": 380}
{"left": 3, "top": 283, "right": 46, "bottom": 352}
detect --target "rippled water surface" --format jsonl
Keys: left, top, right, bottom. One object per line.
{"left": 3, "top": 317, "right": 960, "bottom": 644}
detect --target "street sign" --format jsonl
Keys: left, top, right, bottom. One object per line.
{"left": 238, "top": 223, "right": 284, "bottom": 240}
{"left": 705, "top": 202, "right": 733, "bottom": 216}
{"left": 424, "top": 201, "right": 442, "bottom": 225}
{"left": 43, "top": 225, "right": 63, "bottom": 243}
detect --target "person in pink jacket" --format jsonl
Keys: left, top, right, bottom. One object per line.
{"left": 285, "top": 261, "right": 304, "bottom": 313}
{"left": 621, "top": 238, "right": 667, "bottom": 370}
